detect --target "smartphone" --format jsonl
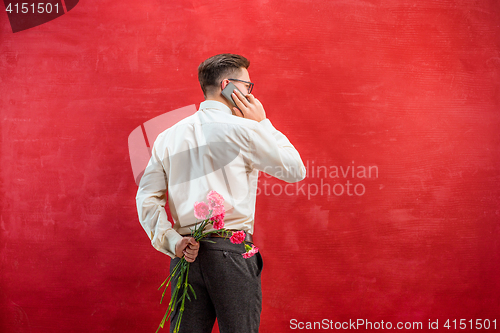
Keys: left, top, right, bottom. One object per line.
{"left": 221, "top": 82, "right": 248, "bottom": 109}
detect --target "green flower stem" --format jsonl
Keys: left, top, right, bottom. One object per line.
{"left": 156, "top": 217, "right": 237, "bottom": 332}
{"left": 159, "top": 259, "right": 182, "bottom": 303}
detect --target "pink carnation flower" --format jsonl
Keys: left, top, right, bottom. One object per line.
{"left": 207, "top": 190, "right": 224, "bottom": 207}
{"left": 230, "top": 231, "right": 246, "bottom": 244}
{"left": 193, "top": 201, "right": 209, "bottom": 220}
{"left": 210, "top": 212, "right": 225, "bottom": 230}
{"left": 242, "top": 244, "right": 259, "bottom": 258}
{"left": 211, "top": 204, "right": 225, "bottom": 217}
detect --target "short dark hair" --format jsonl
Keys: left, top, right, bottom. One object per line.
{"left": 198, "top": 53, "right": 250, "bottom": 97}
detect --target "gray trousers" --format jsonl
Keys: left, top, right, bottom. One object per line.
{"left": 169, "top": 237, "right": 263, "bottom": 333}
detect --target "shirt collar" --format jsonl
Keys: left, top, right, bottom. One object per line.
{"left": 199, "top": 100, "right": 232, "bottom": 115}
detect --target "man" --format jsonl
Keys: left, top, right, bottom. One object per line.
{"left": 136, "top": 53, "right": 306, "bottom": 333}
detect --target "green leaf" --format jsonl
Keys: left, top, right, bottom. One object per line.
{"left": 188, "top": 284, "right": 197, "bottom": 300}
{"left": 200, "top": 239, "right": 216, "bottom": 243}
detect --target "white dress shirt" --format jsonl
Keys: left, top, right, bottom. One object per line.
{"left": 136, "top": 100, "right": 306, "bottom": 258}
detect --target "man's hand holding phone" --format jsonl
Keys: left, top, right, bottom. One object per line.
{"left": 232, "top": 90, "right": 267, "bottom": 122}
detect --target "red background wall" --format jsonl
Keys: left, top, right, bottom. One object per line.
{"left": 1, "top": 0, "right": 499, "bottom": 332}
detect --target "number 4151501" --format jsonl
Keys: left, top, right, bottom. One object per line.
{"left": 444, "top": 319, "right": 496, "bottom": 330}
{"left": 5, "top": 3, "right": 61, "bottom": 14}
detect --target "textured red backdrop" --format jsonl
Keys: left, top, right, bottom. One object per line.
{"left": 1, "top": 0, "right": 499, "bottom": 332}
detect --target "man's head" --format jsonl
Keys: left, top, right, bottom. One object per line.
{"left": 198, "top": 53, "right": 251, "bottom": 100}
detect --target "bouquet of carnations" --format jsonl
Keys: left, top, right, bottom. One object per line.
{"left": 156, "top": 190, "right": 258, "bottom": 333}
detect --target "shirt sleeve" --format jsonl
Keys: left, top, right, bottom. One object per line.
{"left": 249, "top": 118, "right": 307, "bottom": 183}
{"left": 135, "top": 138, "right": 182, "bottom": 258}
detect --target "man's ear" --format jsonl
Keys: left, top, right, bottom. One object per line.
{"left": 220, "top": 79, "right": 229, "bottom": 91}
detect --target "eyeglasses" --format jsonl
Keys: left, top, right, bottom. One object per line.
{"left": 228, "top": 78, "right": 254, "bottom": 94}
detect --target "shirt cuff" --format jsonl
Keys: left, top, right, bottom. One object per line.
{"left": 153, "top": 229, "right": 183, "bottom": 259}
